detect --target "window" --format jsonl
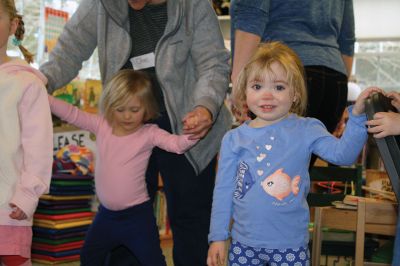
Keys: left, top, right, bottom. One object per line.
{"left": 354, "top": 41, "right": 400, "bottom": 91}
{"left": 9, "top": 0, "right": 99, "bottom": 80}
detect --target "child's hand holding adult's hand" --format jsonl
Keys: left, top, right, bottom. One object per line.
{"left": 9, "top": 203, "right": 27, "bottom": 220}
{"left": 182, "top": 106, "right": 213, "bottom": 140}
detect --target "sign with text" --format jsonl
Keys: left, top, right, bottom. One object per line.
{"left": 53, "top": 129, "right": 96, "bottom": 156}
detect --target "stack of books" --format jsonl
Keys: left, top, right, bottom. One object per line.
{"left": 31, "top": 145, "right": 95, "bottom": 264}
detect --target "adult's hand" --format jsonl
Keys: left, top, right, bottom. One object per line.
{"left": 182, "top": 106, "right": 213, "bottom": 140}
{"left": 366, "top": 112, "right": 400, "bottom": 138}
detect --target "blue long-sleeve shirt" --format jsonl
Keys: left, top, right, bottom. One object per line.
{"left": 209, "top": 107, "right": 367, "bottom": 249}
{"left": 230, "top": 0, "right": 355, "bottom": 76}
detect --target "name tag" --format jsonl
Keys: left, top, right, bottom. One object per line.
{"left": 130, "top": 52, "right": 155, "bottom": 70}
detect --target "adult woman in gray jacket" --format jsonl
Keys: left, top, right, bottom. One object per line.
{"left": 40, "top": 0, "right": 231, "bottom": 265}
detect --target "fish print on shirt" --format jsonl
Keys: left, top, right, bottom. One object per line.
{"left": 234, "top": 161, "right": 255, "bottom": 199}
{"left": 260, "top": 168, "right": 300, "bottom": 201}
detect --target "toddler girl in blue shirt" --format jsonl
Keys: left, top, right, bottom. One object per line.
{"left": 207, "top": 41, "right": 382, "bottom": 266}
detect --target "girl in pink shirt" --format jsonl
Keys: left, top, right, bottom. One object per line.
{"left": 0, "top": 1, "right": 53, "bottom": 265}
{"left": 48, "top": 69, "right": 198, "bottom": 266}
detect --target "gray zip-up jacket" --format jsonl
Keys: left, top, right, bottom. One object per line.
{"left": 40, "top": 0, "right": 232, "bottom": 174}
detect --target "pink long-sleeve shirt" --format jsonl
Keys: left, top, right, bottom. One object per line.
{"left": 0, "top": 59, "right": 53, "bottom": 226}
{"left": 49, "top": 96, "right": 197, "bottom": 210}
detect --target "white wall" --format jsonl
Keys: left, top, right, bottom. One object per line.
{"left": 354, "top": 0, "right": 400, "bottom": 40}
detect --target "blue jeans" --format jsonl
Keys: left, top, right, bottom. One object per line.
{"left": 80, "top": 201, "right": 166, "bottom": 266}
